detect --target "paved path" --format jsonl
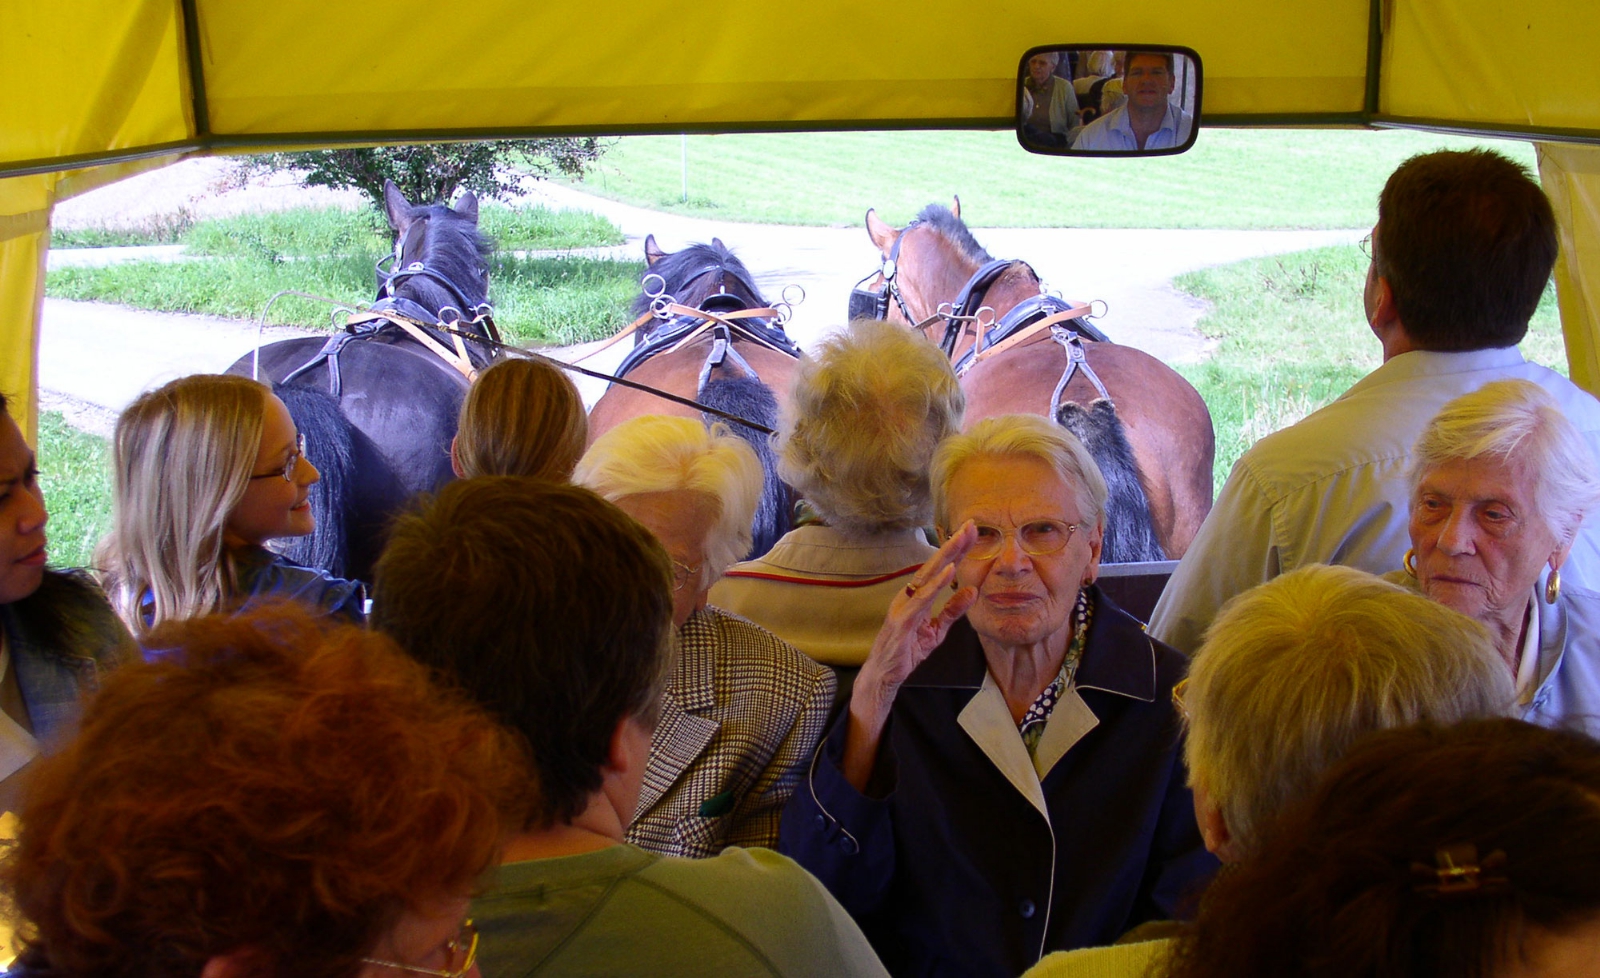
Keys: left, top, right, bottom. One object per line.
{"left": 39, "top": 158, "right": 1364, "bottom": 422}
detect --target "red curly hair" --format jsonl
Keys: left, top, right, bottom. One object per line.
{"left": 2, "top": 605, "right": 533, "bottom": 978}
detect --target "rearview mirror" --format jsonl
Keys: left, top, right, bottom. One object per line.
{"left": 1017, "top": 45, "right": 1201, "bottom": 157}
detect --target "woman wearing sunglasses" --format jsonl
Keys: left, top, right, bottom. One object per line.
{"left": 98, "top": 374, "right": 364, "bottom": 637}
{"left": 782, "top": 414, "right": 1217, "bottom": 977}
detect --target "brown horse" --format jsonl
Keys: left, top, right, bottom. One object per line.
{"left": 586, "top": 236, "right": 803, "bottom": 557}
{"left": 861, "top": 201, "right": 1213, "bottom": 560}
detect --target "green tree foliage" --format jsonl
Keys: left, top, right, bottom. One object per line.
{"left": 241, "top": 139, "right": 607, "bottom": 213}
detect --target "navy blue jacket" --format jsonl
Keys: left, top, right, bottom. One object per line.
{"left": 779, "top": 586, "right": 1218, "bottom": 977}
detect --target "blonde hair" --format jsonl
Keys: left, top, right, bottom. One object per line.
{"left": 574, "top": 415, "right": 761, "bottom": 584}
{"left": 777, "top": 320, "right": 964, "bottom": 535}
{"left": 455, "top": 357, "right": 588, "bottom": 481}
{"left": 1410, "top": 379, "right": 1600, "bottom": 544}
{"left": 98, "top": 375, "right": 268, "bottom": 636}
{"left": 1184, "top": 564, "right": 1512, "bottom": 852}
{"left": 930, "top": 414, "right": 1107, "bottom": 532}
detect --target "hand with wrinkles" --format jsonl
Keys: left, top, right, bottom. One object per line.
{"left": 842, "top": 521, "right": 979, "bottom": 791}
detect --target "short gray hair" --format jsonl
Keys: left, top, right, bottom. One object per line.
{"left": 777, "top": 320, "right": 964, "bottom": 535}
{"left": 1409, "top": 379, "right": 1600, "bottom": 544}
{"left": 574, "top": 415, "right": 762, "bottom": 583}
{"left": 1184, "top": 564, "right": 1512, "bottom": 852}
{"left": 930, "top": 414, "right": 1107, "bottom": 532}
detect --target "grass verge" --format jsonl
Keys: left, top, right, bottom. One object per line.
{"left": 37, "top": 412, "right": 113, "bottom": 571}
{"left": 46, "top": 203, "right": 641, "bottom": 347}
{"left": 1174, "top": 245, "right": 1568, "bottom": 488}
{"left": 568, "top": 129, "right": 1539, "bottom": 229}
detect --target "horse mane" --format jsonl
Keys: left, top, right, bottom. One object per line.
{"left": 916, "top": 203, "right": 992, "bottom": 263}
{"left": 392, "top": 202, "right": 494, "bottom": 311}
{"left": 632, "top": 240, "right": 766, "bottom": 316}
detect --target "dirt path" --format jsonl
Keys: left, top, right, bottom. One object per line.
{"left": 41, "top": 158, "right": 1362, "bottom": 420}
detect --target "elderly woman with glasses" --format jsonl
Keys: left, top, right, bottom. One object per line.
{"left": 1388, "top": 379, "right": 1600, "bottom": 734}
{"left": 781, "top": 414, "right": 1217, "bottom": 978}
{"left": 575, "top": 415, "right": 835, "bottom": 860}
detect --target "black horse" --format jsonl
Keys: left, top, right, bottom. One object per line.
{"left": 586, "top": 235, "right": 802, "bottom": 559}
{"left": 227, "top": 181, "right": 497, "bottom": 582}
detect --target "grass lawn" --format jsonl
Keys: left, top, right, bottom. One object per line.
{"left": 37, "top": 412, "right": 113, "bottom": 571}
{"left": 568, "top": 129, "right": 1539, "bottom": 229}
{"left": 1175, "top": 245, "right": 1569, "bottom": 488}
{"left": 47, "top": 206, "right": 640, "bottom": 347}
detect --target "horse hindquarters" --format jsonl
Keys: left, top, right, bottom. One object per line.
{"left": 228, "top": 337, "right": 468, "bottom": 582}
{"left": 698, "top": 376, "right": 792, "bottom": 559}
{"left": 957, "top": 338, "right": 1214, "bottom": 560}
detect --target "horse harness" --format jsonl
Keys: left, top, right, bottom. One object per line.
{"left": 280, "top": 257, "right": 502, "bottom": 397}
{"left": 852, "top": 228, "right": 1117, "bottom": 417}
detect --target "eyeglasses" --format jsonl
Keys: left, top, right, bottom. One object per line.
{"left": 1171, "top": 677, "right": 1191, "bottom": 723}
{"left": 1358, "top": 233, "right": 1373, "bottom": 261}
{"left": 362, "top": 919, "right": 478, "bottom": 978}
{"left": 672, "top": 559, "right": 702, "bottom": 591}
{"left": 249, "top": 433, "right": 307, "bottom": 482}
{"left": 963, "top": 520, "right": 1079, "bottom": 562}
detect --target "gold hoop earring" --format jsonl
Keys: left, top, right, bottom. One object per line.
{"left": 1403, "top": 549, "right": 1418, "bottom": 578}
{"left": 1546, "top": 568, "right": 1562, "bottom": 605}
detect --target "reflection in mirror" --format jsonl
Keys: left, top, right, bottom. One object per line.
{"left": 1017, "top": 46, "right": 1201, "bottom": 157}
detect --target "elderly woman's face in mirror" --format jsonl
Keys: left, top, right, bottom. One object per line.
{"left": 613, "top": 489, "right": 715, "bottom": 629}
{"left": 945, "top": 455, "right": 1102, "bottom": 652}
{"left": 1410, "top": 455, "right": 1565, "bottom": 626}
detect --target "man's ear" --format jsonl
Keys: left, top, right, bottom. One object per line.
{"left": 605, "top": 714, "right": 652, "bottom": 779}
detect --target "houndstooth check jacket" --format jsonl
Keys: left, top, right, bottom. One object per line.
{"left": 625, "top": 605, "right": 835, "bottom": 859}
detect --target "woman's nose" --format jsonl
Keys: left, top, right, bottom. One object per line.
{"left": 297, "top": 455, "right": 321, "bottom": 486}
{"left": 1436, "top": 509, "right": 1477, "bottom": 554}
{"left": 991, "top": 533, "right": 1031, "bottom": 572}
{"left": 18, "top": 488, "right": 47, "bottom": 534}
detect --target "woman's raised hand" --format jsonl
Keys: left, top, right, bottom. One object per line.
{"left": 842, "top": 521, "right": 978, "bottom": 790}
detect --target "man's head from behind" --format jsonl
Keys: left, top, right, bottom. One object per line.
{"left": 372, "top": 477, "right": 674, "bottom": 829}
{"left": 1374, "top": 148, "right": 1557, "bottom": 350}
{"left": 1183, "top": 564, "right": 1513, "bottom": 860}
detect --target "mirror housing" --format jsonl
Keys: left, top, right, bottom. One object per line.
{"left": 1017, "top": 45, "right": 1202, "bottom": 157}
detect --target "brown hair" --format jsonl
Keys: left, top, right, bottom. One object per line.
{"left": 1168, "top": 718, "right": 1600, "bottom": 978}
{"left": 1375, "top": 149, "right": 1557, "bottom": 350}
{"left": 2, "top": 606, "right": 530, "bottom": 978}
{"left": 454, "top": 356, "right": 587, "bottom": 481}
{"left": 373, "top": 477, "right": 674, "bottom": 827}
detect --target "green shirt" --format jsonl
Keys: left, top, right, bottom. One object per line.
{"left": 473, "top": 843, "right": 888, "bottom": 978}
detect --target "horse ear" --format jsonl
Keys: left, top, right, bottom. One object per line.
{"left": 452, "top": 190, "right": 478, "bottom": 223}
{"left": 865, "top": 209, "right": 899, "bottom": 256}
{"left": 951, "top": 196, "right": 961, "bottom": 221}
{"left": 644, "top": 234, "right": 667, "bottom": 267}
{"left": 383, "top": 180, "right": 412, "bottom": 232}
{"left": 712, "top": 237, "right": 726, "bottom": 251}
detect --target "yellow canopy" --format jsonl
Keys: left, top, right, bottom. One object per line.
{"left": 5, "top": 0, "right": 1600, "bottom": 436}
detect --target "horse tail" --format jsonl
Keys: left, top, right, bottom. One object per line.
{"left": 272, "top": 383, "right": 356, "bottom": 578}
{"left": 698, "top": 376, "right": 792, "bottom": 560}
{"left": 1057, "top": 399, "right": 1166, "bottom": 563}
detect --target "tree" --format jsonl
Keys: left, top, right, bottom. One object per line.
{"left": 238, "top": 138, "right": 607, "bottom": 212}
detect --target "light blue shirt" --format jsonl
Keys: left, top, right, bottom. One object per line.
{"left": 1151, "top": 347, "right": 1600, "bottom": 654}
{"left": 1073, "top": 102, "right": 1193, "bottom": 151}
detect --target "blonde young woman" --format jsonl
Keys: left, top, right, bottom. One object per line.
{"left": 99, "top": 374, "right": 364, "bottom": 636}
{"left": 451, "top": 356, "right": 589, "bottom": 481}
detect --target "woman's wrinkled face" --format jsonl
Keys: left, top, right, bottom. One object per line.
{"left": 0, "top": 412, "right": 48, "bottom": 605}
{"left": 944, "top": 455, "right": 1102, "bottom": 652}
{"left": 613, "top": 489, "right": 717, "bottom": 629}
{"left": 1410, "top": 454, "right": 1565, "bottom": 628}
{"left": 1027, "top": 55, "right": 1055, "bottom": 87}
{"left": 223, "top": 393, "right": 319, "bottom": 550}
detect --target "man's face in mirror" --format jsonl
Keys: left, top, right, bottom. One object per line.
{"left": 1124, "top": 54, "right": 1175, "bottom": 110}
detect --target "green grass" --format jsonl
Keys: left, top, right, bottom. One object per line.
{"left": 37, "top": 412, "right": 112, "bottom": 571}
{"left": 1173, "top": 245, "right": 1569, "bottom": 488}
{"left": 52, "top": 210, "right": 195, "bottom": 248}
{"left": 46, "top": 201, "right": 641, "bottom": 346}
{"left": 570, "top": 129, "right": 1539, "bottom": 229}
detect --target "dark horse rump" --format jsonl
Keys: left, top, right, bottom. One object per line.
{"left": 229, "top": 334, "right": 470, "bottom": 582}
{"left": 697, "top": 375, "right": 791, "bottom": 558}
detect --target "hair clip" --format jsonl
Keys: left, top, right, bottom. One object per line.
{"left": 1410, "top": 843, "right": 1511, "bottom": 897}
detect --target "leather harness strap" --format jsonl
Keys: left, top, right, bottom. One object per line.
{"left": 964, "top": 304, "right": 1093, "bottom": 370}
{"left": 1048, "top": 324, "right": 1112, "bottom": 419}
